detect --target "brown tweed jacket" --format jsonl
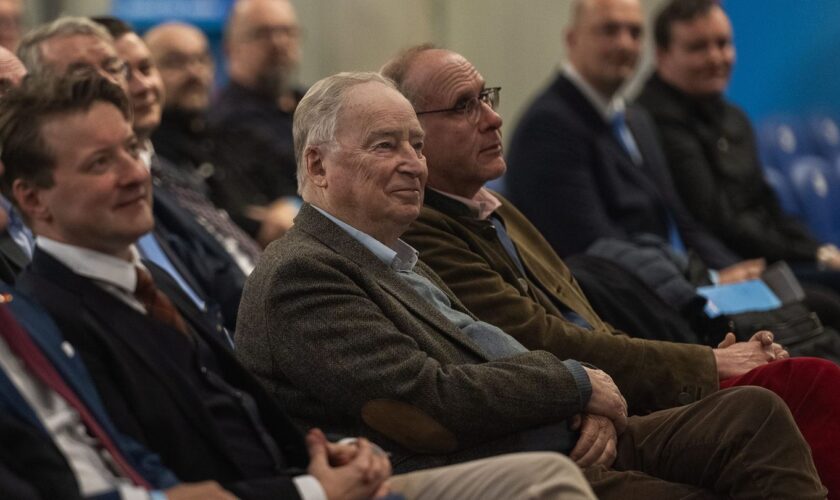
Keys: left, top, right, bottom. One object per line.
{"left": 404, "top": 189, "right": 718, "bottom": 415}
{"left": 235, "top": 203, "right": 584, "bottom": 469}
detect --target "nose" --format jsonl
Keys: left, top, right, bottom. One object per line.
{"left": 118, "top": 152, "right": 151, "bottom": 187}
{"left": 397, "top": 142, "right": 428, "bottom": 178}
{"left": 129, "top": 69, "right": 152, "bottom": 97}
{"left": 478, "top": 101, "right": 503, "bottom": 131}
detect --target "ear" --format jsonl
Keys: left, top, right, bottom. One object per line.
{"left": 565, "top": 27, "right": 576, "bottom": 51}
{"left": 305, "top": 145, "right": 328, "bottom": 188}
{"left": 12, "top": 178, "right": 51, "bottom": 225}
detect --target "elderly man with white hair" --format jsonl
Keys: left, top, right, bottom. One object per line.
{"left": 235, "top": 70, "right": 826, "bottom": 499}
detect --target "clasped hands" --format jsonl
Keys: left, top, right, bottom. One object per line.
{"left": 570, "top": 367, "right": 628, "bottom": 469}
{"left": 306, "top": 428, "right": 393, "bottom": 500}
{"left": 713, "top": 330, "right": 789, "bottom": 380}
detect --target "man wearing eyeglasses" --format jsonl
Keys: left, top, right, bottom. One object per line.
{"left": 209, "top": 0, "right": 305, "bottom": 247}
{"left": 234, "top": 69, "right": 828, "bottom": 498}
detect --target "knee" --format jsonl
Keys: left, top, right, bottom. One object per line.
{"left": 718, "top": 385, "right": 788, "bottom": 420}
{"left": 786, "top": 356, "right": 839, "bottom": 375}
{"left": 520, "top": 452, "right": 594, "bottom": 499}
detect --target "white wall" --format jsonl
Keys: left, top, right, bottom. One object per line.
{"left": 37, "top": 0, "right": 667, "bottom": 141}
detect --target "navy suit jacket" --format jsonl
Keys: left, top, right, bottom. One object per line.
{"left": 0, "top": 282, "right": 179, "bottom": 499}
{"left": 506, "top": 73, "right": 738, "bottom": 269}
{"left": 18, "top": 251, "right": 309, "bottom": 500}
{"left": 152, "top": 164, "right": 246, "bottom": 331}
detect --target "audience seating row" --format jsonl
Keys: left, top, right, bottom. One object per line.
{"left": 759, "top": 113, "right": 840, "bottom": 246}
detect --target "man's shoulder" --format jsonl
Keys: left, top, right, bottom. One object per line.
{"left": 636, "top": 74, "right": 696, "bottom": 124}
{"left": 518, "top": 74, "right": 581, "bottom": 122}
{"left": 513, "top": 74, "right": 600, "bottom": 144}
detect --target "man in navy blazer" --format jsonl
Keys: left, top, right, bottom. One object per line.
{"left": 0, "top": 283, "right": 233, "bottom": 499}
{"left": 506, "top": 0, "right": 747, "bottom": 275}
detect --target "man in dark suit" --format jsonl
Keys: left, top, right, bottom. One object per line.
{"left": 0, "top": 283, "right": 234, "bottom": 499}
{"left": 3, "top": 69, "right": 598, "bottom": 500}
{"left": 234, "top": 70, "right": 826, "bottom": 498}
{"left": 506, "top": 0, "right": 759, "bottom": 280}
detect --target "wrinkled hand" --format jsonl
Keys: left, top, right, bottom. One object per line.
{"left": 306, "top": 429, "right": 392, "bottom": 500}
{"left": 247, "top": 198, "right": 299, "bottom": 247}
{"left": 714, "top": 330, "right": 789, "bottom": 379}
{"left": 569, "top": 414, "right": 618, "bottom": 468}
{"left": 717, "top": 258, "right": 766, "bottom": 284}
{"left": 165, "top": 481, "right": 238, "bottom": 500}
{"left": 582, "top": 367, "right": 627, "bottom": 434}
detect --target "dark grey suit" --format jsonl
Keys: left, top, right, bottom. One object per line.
{"left": 235, "top": 204, "right": 583, "bottom": 471}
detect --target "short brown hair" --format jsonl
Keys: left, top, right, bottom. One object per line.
{"left": 0, "top": 69, "right": 132, "bottom": 200}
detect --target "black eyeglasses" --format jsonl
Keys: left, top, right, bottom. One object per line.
{"left": 416, "top": 87, "right": 501, "bottom": 124}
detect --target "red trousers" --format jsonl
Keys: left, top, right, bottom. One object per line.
{"left": 722, "top": 358, "right": 839, "bottom": 497}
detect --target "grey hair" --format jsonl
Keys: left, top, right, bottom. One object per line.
{"left": 293, "top": 71, "right": 397, "bottom": 194}
{"left": 17, "top": 17, "right": 114, "bottom": 75}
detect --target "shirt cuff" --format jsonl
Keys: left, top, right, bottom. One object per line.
{"left": 148, "top": 490, "right": 167, "bottom": 500}
{"left": 562, "top": 359, "right": 592, "bottom": 408}
{"left": 293, "top": 474, "right": 328, "bottom": 500}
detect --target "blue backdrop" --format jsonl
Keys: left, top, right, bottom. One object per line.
{"left": 725, "top": 0, "right": 840, "bottom": 122}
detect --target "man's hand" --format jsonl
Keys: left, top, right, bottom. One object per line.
{"left": 306, "top": 429, "right": 392, "bottom": 500}
{"left": 817, "top": 244, "right": 840, "bottom": 270}
{"left": 248, "top": 199, "right": 299, "bottom": 247}
{"left": 165, "top": 481, "right": 238, "bottom": 500}
{"left": 582, "top": 367, "right": 627, "bottom": 434}
{"left": 714, "top": 330, "right": 789, "bottom": 379}
{"left": 569, "top": 414, "right": 617, "bottom": 468}
{"left": 717, "top": 258, "right": 766, "bottom": 284}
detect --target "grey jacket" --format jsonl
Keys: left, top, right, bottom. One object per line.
{"left": 235, "top": 204, "right": 584, "bottom": 470}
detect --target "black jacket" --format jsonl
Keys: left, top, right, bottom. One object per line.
{"left": 636, "top": 73, "right": 820, "bottom": 262}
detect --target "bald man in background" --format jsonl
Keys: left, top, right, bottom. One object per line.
{"left": 209, "top": 0, "right": 304, "bottom": 246}
{"left": 146, "top": 21, "right": 287, "bottom": 250}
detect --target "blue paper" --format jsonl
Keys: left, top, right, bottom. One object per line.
{"left": 697, "top": 280, "right": 782, "bottom": 317}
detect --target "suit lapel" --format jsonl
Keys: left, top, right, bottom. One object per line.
{"left": 555, "top": 75, "right": 666, "bottom": 207}
{"left": 295, "top": 205, "right": 491, "bottom": 360}
{"left": 25, "top": 251, "right": 236, "bottom": 458}
{"left": 0, "top": 370, "right": 46, "bottom": 433}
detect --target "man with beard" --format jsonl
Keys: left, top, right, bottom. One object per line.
{"left": 146, "top": 22, "right": 287, "bottom": 251}
{"left": 209, "top": 0, "right": 304, "bottom": 246}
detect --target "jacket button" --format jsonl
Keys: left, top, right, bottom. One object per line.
{"left": 677, "top": 391, "right": 694, "bottom": 405}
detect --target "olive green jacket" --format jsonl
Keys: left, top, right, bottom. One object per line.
{"left": 404, "top": 189, "right": 719, "bottom": 414}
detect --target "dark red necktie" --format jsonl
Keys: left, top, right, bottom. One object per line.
{"left": 0, "top": 305, "right": 152, "bottom": 489}
{"left": 134, "top": 267, "right": 189, "bottom": 336}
